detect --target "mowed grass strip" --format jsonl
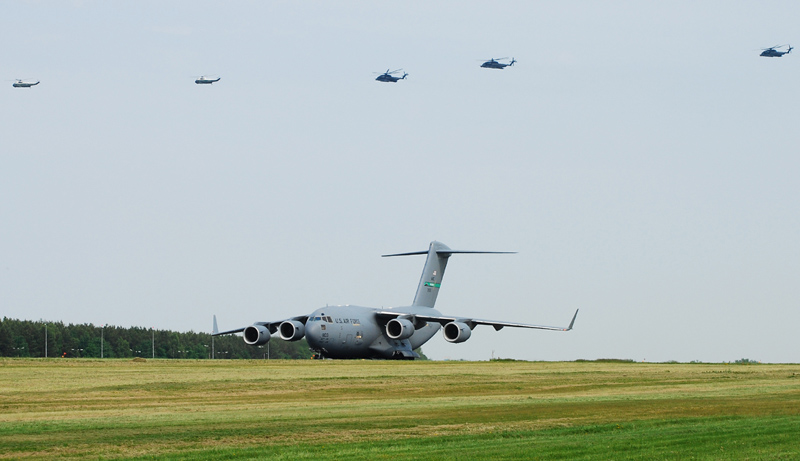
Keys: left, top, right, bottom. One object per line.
{"left": 1, "top": 359, "right": 799, "bottom": 459}
{"left": 124, "top": 416, "right": 800, "bottom": 460}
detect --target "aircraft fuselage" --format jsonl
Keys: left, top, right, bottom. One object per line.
{"left": 305, "top": 305, "right": 441, "bottom": 359}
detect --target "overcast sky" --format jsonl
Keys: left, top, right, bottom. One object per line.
{"left": 2, "top": 1, "right": 798, "bottom": 362}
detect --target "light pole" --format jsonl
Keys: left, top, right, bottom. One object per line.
{"left": 44, "top": 324, "right": 47, "bottom": 358}
{"left": 101, "top": 324, "right": 104, "bottom": 359}
{"left": 151, "top": 327, "right": 155, "bottom": 359}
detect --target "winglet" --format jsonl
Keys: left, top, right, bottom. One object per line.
{"left": 566, "top": 309, "right": 579, "bottom": 331}
{"left": 213, "top": 315, "right": 219, "bottom": 335}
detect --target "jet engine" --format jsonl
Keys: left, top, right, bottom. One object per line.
{"left": 279, "top": 320, "right": 306, "bottom": 341}
{"left": 386, "top": 318, "right": 415, "bottom": 340}
{"left": 443, "top": 321, "right": 472, "bottom": 343}
{"left": 243, "top": 324, "right": 271, "bottom": 345}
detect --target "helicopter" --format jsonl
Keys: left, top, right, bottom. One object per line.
{"left": 375, "top": 69, "right": 408, "bottom": 83}
{"left": 194, "top": 75, "right": 221, "bottom": 84}
{"left": 12, "top": 79, "right": 39, "bottom": 88}
{"left": 760, "top": 45, "right": 792, "bottom": 57}
{"left": 480, "top": 57, "right": 516, "bottom": 69}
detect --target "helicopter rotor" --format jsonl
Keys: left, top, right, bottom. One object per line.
{"left": 374, "top": 69, "right": 404, "bottom": 75}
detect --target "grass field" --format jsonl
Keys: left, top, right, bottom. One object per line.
{"left": 1, "top": 358, "right": 799, "bottom": 459}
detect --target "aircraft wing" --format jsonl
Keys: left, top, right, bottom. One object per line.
{"left": 212, "top": 315, "right": 309, "bottom": 336}
{"left": 376, "top": 309, "right": 578, "bottom": 332}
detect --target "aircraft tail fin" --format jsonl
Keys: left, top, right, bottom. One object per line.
{"left": 213, "top": 315, "right": 219, "bottom": 335}
{"left": 383, "top": 241, "right": 515, "bottom": 308}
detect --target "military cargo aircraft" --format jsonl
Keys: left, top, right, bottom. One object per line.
{"left": 214, "top": 241, "right": 578, "bottom": 359}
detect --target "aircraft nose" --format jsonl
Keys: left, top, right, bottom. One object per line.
{"left": 305, "top": 321, "right": 324, "bottom": 347}
{"left": 306, "top": 321, "right": 321, "bottom": 337}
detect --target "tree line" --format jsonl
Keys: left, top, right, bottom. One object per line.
{"left": 0, "top": 317, "right": 310, "bottom": 359}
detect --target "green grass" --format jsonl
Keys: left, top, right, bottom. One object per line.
{"left": 1, "top": 358, "right": 799, "bottom": 459}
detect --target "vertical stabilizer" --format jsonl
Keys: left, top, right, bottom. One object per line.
{"left": 412, "top": 241, "right": 452, "bottom": 307}
{"left": 213, "top": 315, "right": 219, "bottom": 335}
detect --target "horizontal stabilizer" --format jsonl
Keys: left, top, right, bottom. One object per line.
{"left": 383, "top": 241, "right": 516, "bottom": 308}
{"left": 382, "top": 250, "right": 516, "bottom": 257}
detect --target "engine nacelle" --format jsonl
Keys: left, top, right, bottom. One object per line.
{"left": 443, "top": 321, "right": 472, "bottom": 343}
{"left": 386, "top": 318, "right": 415, "bottom": 340}
{"left": 243, "top": 324, "right": 271, "bottom": 345}
{"left": 279, "top": 320, "right": 306, "bottom": 341}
